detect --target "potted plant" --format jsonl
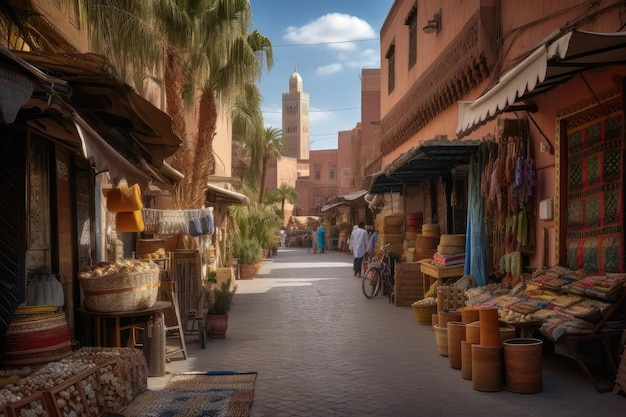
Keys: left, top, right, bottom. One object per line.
{"left": 233, "top": 237, "right": 262, "bottom": 279}
{"left": 202, "top": 278, "right": 237, "bottom": 340}
{"left": 230, "top": 203, "right": 281, "bottom": 273}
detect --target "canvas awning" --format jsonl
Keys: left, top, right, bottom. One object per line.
{"left": 457, "top": 30, "right": 626, "bottom": 137}
{"left": 320, "top": 190, "right": 368, "bottom": 212}
{"left": 7, "top": 48, "right": 183, "bottom": 190}
{"left": 288, "top": 215, "right": 320, "bottom": 229}
{"left": 366, "top": 138, "right": 482, "bottom": 194}
{"left": 205, "top": 183, "right": 250, "bottom": 206}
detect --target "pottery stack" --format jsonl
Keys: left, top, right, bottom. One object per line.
{"left": 415, "top": 223, "right": 440, "bottom": 262}
{"left": 471, "top": 308, "right": 503, "bottom": 392}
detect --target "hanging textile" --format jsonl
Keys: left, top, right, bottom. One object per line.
{"left": 465, "top": 151, "right": 488, "bottom": 286}
{"left": 141, "top": 207, "right": 215, "bottom": 236}
{"left": 566, "top": 113, "right": 624, "bottom": 273}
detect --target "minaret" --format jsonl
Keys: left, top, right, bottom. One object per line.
{"left": 282, "top": 65, "right": 310, "bottom": 162}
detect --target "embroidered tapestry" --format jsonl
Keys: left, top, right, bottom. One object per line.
{"left": 566, "top": 111, "right": 624, "bottom": 273}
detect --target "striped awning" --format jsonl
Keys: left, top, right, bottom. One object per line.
{"left": 457, "top": 30, "right": 626, "bottom": 137}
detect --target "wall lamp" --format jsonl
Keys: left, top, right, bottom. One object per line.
{"left": 423, "top": 9, "right": 441, "bottom": 34}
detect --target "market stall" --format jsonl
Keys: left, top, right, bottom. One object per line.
{"left": 456, "top": 267, "right": 626, "bottom": 392}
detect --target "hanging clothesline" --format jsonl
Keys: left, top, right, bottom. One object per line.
{"left": 142, "top": 207, "right": 214, "bottom": 236}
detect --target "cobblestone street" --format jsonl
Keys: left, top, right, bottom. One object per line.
{"left": 151, "top": 247, "right": 625, "bottom": 416}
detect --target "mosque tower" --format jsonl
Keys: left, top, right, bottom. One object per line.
{"left": 282, "top": 66, "right": 310, "bottom": 165}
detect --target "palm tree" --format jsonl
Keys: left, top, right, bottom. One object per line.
{"left": 253, "top": 127, "right": 283, "bottom": 203}
{"left": 265, "top": 183, "right": 299, "bottom": 222}
{"left": 73, "top": 0, "right": 273, "bottom": 209}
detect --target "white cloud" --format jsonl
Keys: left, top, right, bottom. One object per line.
{"left": 316, "top": 63, "right": 342, "bottom": 76}
{"left": 345, "top": 48, "right": 380, "bottom": 68}
{"left": 284, "top": 13, "right": 376, "bottom": 51}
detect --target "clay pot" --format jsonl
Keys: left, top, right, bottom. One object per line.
{"left": 205, "top": 314, "right": 229, "bottom": 339}
{"left": 479, "top": 308, "right": 501, "bottom": 347}
{"left": 503, "top": 338, "right": 543, "bottom": 393}
{"left": 433, "top": 325, "right": 449, "bottom": 357}
{"left": 461, "top": 341, "right": 475, "bottom": 380}
{"left": 447, "top": 322, "right": 466, "bottom": 369}
{"left": 437, "top": 288, "right": 445, "bottom": 312}
{"left": 472, "top": 344, "right": 503, "bottom": 392}
{"left": 461, "top": 309, "right": 480, "bottom": 324}
{"left": 466, "top": 321, "right": 481, "bottom": 344}
{"left": 239, "top": 264, "right": 257, "bottom": 280}
{"left": 438, "top": 311, "right": 462, "bottom": 328}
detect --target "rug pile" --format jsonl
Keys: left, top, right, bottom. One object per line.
{"left": 121, "top": 371, "right": 257, "bottom": 417}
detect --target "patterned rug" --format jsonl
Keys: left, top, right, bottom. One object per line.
{"left": 566, "top": 111, "right": 624, "bottom": 273}
{"left": 121, "top": 371, "right": 257, "bottom": 417}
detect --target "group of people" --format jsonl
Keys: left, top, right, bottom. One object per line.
{"left": 305, "top": 224, "right": 327, "bottom": 254}
{"left": 303, "top": 222, "right": 379, "bottom": 278}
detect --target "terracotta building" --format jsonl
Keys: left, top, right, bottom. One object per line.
{"left": 266, "top": 69, "right": 380, "bottom": 223}
{"left": 368, "top": 0, "right": 626, "bottom": 282}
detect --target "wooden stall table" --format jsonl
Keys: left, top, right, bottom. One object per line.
{"left": 499, "top": 319, "right": 542, "bottom": 338}
{"left": 418, "top": 260, "right": 465, "bottom": 293}
{"left": 79, "top": 301, "right": 172, "bottom": 348}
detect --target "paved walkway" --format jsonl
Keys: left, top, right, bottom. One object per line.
{"left": 150, "top": 247, "right": 625, "bottom": 416}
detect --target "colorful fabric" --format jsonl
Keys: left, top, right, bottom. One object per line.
{"left": 566, "top": 115, "right": 624, "bottom": 273}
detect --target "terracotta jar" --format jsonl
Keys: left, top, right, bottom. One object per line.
{"left": 466, "top": 321, "right": 481, "bottom": 344}
{"left": 503, "top": 338, "right": 543, "bottom": 393}
{"left": 447, "top": 322, "right": 466, "bottom": 369}
{"left": 472, "top": 344, "right": 503, "bottom": 392}
{"left": 479, "top": 308, "right": 501, "bottom": 347}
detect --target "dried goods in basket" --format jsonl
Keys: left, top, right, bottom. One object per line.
{"left": 79, "top": 260, "right": 160, "bottom": 312}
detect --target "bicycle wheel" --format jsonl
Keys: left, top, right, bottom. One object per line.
{"left": 362, "top": 266, "right": 381, "bottom": 299}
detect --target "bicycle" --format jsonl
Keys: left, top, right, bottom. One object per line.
{"left": 362, "top": 243, "right": 399, "bottom": 301}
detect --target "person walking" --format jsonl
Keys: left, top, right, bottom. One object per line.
{"left": 306, "top": 228, "right": 313, "bottom": 253}
{"left": 338, "top": 228, "right": 348, "bottom": 252}
{"left": 312, "top": 227, "right": 319, "bottom": 253}
{"left": 317, "top": 224, "right": 327, "bottom": 254}
{"left": 350, "top": 222, "right": 369, "bottom": 277}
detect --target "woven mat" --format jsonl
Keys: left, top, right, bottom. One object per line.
{"left": 122, "top": 371, "right": 257, "bottom": 417}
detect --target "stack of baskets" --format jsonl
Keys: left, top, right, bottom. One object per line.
{"left": 437, "top": 234, "right": 466, "bottom": 255}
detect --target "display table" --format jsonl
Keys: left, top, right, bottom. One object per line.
{"left": 79, "top": 301, "right": 171, "bottom": 347}
{"left": 419, "top": 260, "right": 465, "bottom": 293}
{"left": 499, "top": 319, "right": 542, "bottom": 338}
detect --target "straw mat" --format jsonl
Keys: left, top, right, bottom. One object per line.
{"left": 122, "top": 371, "right": 257, "bottom": 417}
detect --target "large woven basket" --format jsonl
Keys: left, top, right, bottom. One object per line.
{"left": 80, "top": 269, "right": 160, "bottom": 312}
{"left": 412, "top": 304, "right": 438, "bottom": 325}
{"left": 1, "top": 310, "right": 72, "bottom": 366}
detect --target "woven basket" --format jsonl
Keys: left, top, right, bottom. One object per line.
{"left": 412, "top": 304, "right": 438, "bottom": 325}
{"left": 80, "top": 269, "right": 160, "bottom": 312}
{"left": 2, "top": 312, "right": 72, "bottom": 366}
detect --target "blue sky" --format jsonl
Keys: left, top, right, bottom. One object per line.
{"left": 249, "top": 1, "right": 395, "bottom": 150}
